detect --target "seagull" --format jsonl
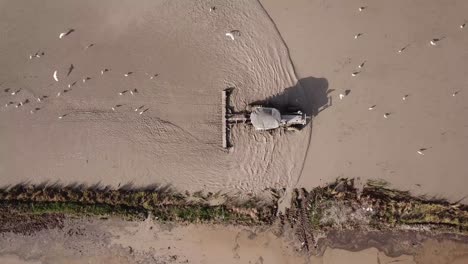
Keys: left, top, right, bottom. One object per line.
{"left": 111, "top": 104, "right": 123, "bottom": 111}
{"left": 384, "top": 113, "right": 391, "bottom": 118}
{"left": 402, "top": 94, "right": 409, "bottom": 100}
{"left": 351, "top": 71, "right": 360, "bottom": 77}
{"left": 417, "top": 148, "right": 428, "bottom": 155}
{"left": 30, "top": 108, "right": 40, "bottom": 114}
{"left": 82, "top": 77, "right": 91, "bottom": 83}
{"left": 358, "top": 61, "right": 366, "bottom": 69}
{"left": 209, "top": 6, "right": 216, "bottom": 12}
{"left": 134, "top": 105, "right": 144, "bottom": 112}
{"left": 225, "top": 32, "right": 235, "bottom": 40}
{"left": 11, "top": 89, "right": 21, "bottom": 95}
{"left": 4, "top": 101, "right": 14, "bottom": 107}
{"left": 225, "top": 30, "right": 240, "bottom": 40}
{"left": 139, "top": 108, "right": 149, "bottom": 115}
{"left": 130, "top": 88, "right": 138, "bottom": 95}
{"left": 124, "top": 72, "right": 133, "bottom": 77}
{"left": 29, "top": 51, "right": 44, "bottom": 60}
{"left": 101, "top": 69, "right": 109, "bottom": 75}
{"left": 58, "top": 114, "right": 67, "bottom": 119}
{"left": 53, "top": 70, "right": 59, "bottom": 82}
{"left": 339, "top": 93, "right": 345, "bottom": 100}
{"left": 68, "top": 81, "right": 77, "bottom": 88}
{"left": 119, "top": 90, "right": 128, "bottom": 95}
{"left": 430, "top": 38, "right": 441, "bottom": 46}
{"left": 354, "top": 33, "right": 363, "bottom": 39}
{"left": 358, "top": 6, "right": 366, "bottom": 12}
{"left": 460, "top": 23, "right": 466, "bottom": 29}
{"left": 368, "top": 105, "right": 376, "bottom": 110}
{"left": 85, "top": 43, "right": 95, "bottom": 49}
{"left": 145, "top": 73, "right": 159, "bottom": 79}
{"left": 59, "top": 29, "right": 74, "bottom": 39}
{"left": 452, "top": 91, "right": 459, "bottom": 96}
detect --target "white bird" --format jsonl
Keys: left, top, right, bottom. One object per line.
{"left": 4, "top": 102, "right": 13, "bottom": 107}
{"left": 398, "top": 45, "right": 409, "bottom": 53}
{"left": 56, "top": 92, "right": 61, "bottom": 97}
{"left": 36, "top": 97, "right": 42, "bottom": 102}
{"left": 452, "top": 91, "right": 459, "bottom": 96}
{"left": 351, "top": 71, "right": 360, "bottom": 77}
{"left": 59, "top": 29, "right": 74, "bottom": 39}
{"left": 339, "top": 93, "right": 345, "bottom": 100}
{"left": 146, "top": 73, "right": 159, "bottom": 79}
{"left": 139, "top": 109, "right": 148, "bottom": 115}
{"left": 58, "top": 115, "right": 65, "bottom": 119}
{"left": 129, "top": 88, "right": 138, "bottom": 96}
{"left": 358, "top": 61, "right": 366, "bottom": 68}
{"left": 209, "top": 6, "right": 216, "bottom": 12}
{"left": 29, "top": 51, "right": 44, "bottom": 59}
{"left": 368, "top": 105, "right": 376, "bottom": 110}
{"left": 225, "top": 32, "right": 235, "bottom": 40}
{"left": 430, "top": 38, "right": 441, "bottom": 46}
{"left": 358, "top": 6, "right": 366, "bottom": 12}
{"left": 11, "top": 89, "right": 20, "bottom": 96}
{"left": 124, "top": 72, "right": 133, "bottom": 77}
{"left": 53, "top": 70, "right": 59, "bottom": 82}
{"left": 460, "top": 23, "right": 466, "bottom": 29}
{"left": 384, "top": 113, "right": 391, "bottom": 118}
{"left": 417, "top": 148, "right": 428, "bottom": 155}
{"left": 119, "top": 90, "right": 128, "bottom": 95}
{"left": 225, "top": 30, "right": 240, "bottom": 41}
{"left": 354, "top": 33, "right": 363, "bottom": 39}
{"left": 402, "top": 94, "right": 409, "bottom": 100}
{"left": 134, "top": 105, "right": 144, "bottom": 112}
{"left": 101, "top": 69, "right": 109, "bottom": 75}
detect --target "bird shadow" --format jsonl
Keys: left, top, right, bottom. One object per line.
{"left": 67, "top": 64, "right": 74, "bottom": 76}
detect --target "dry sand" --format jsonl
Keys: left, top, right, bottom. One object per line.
{"left": 260, "top": 0, "right": 468, "bottom": 202}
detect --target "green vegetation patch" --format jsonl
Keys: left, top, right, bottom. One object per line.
{"left": 0, "top": 183, "right": 277, "bottom": 226}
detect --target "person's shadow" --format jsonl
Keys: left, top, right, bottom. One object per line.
{"left": 249, "top": 76, "right": 331, "bottom": 124}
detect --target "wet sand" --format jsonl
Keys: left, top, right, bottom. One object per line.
{"left": 1, "top": 0, "right": 468, "bottom": 263}
{"left": 260, "top": 0, "right": 468, "bottom": 202}
{"left": 0, "top": 0, "right": 309, "bottom": 192}
{"left": 1, "top": 218, "right": 467, "bottom": 264}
